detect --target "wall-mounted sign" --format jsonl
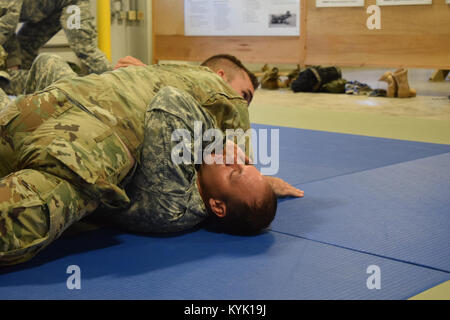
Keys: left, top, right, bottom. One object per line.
{"left": 316, "top": 0, "right": 365, "bottom": 7}
{"left": 376, "top": 0, "right": 432, "bottom": 5}
{"left": 185, "top": 0, "right": 300, "bottom": 36}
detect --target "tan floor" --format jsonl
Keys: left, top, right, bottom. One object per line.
{"left": 249, "top": 69, "right": 450, "bottom": 145}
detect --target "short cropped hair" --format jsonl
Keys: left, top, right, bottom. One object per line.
{"left": 201, "top": 54, "right": 260, "bottom": 91}
{"left": 206, "top": 184, "right": 278, "bottom": 235}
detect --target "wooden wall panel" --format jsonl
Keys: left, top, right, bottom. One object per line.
{"left": 154, "top": 36, "right": 303, "bottom": 64}
{"left": 305, "top": 0, "right": 450, "bottom": 68}
{"left": 154, "top": 0, "right": 306, "bottom": 64}
{"left": 153, "top": 0, "right": 450, "bottom": 69}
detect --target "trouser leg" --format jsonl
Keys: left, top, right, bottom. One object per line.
{"left": 1, "top": 53, "right": 77, "bottom": 97}
{"left": 0, "top": 169, "right": 98, "bottom": 266}
{"left": 16, "top": 12, "right": 62, "bottom": 70}
{"left": 23, "top": 53, "right": 78, "bottom": 94}
{"left": 61, "top": 0, "right": 113, "bottom": 74}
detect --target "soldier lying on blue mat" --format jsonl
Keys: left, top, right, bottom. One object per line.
{"left": 0, "top": 53, "right": 303, "bottom": 266}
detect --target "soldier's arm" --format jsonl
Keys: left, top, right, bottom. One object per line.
{"left": 0, "top": 0, "right": 23, "bottom": 46}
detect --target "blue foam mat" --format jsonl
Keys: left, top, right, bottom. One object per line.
{"left": 272, "top": 152, "right": 450, "bottom": 273}
{"left": 1, "top": 125, "right": 450, "bottom": 299}
{"left": 251, "top": 124, "right": 450, "bottom": 186}
{"left": 0, "top": 228, "right": 448, "bottom": 300}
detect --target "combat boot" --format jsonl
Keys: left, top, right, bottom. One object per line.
{"left": 378, "top": 71, "right": 397, "bottom": 98}
{"left": 261, "top": 67, "right": 282, "bottom": 90}
{"left": 393, "top": 68, "right": 416, "bottom": 98}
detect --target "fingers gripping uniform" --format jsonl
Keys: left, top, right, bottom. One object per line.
{"left": 0, "top": 90, "right": 134, "bottom": 266}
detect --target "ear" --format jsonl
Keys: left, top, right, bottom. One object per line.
{"left": 216, "top": 69, "right": 227, "bottom": 81}
{"left": 208, "top": 198, "right": 227, "bottom": 218}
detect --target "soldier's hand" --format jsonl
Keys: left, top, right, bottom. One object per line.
{"left": 264, "top": 176, "right": 304, "bottom": 198}
{"left": 114, "top": 56, "right": 146, "bottom": 70}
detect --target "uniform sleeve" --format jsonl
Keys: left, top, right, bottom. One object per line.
{"left": 110, "top": 87, "right": 210, "bottom": 233}
{"left": 0, "top": 0, "right": 23, "bottom": 46}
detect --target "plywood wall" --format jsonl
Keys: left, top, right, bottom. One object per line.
{"left": 153, "top": 0, "right": 450, "bottom": 69}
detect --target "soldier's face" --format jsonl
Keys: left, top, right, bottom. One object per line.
{"left": 226, "top": 71, "right": 254, "bottom": 105}
{"left": 198, "top": 153, "right": 267, "bottom": 211}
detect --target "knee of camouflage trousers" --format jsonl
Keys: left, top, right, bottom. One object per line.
{"left": 0, "top": 169, "right": 98, "bottom": 266}
{"left": 23, "top": 53, "right": 78, "bottom": 94}
{"left": 1, "top": 53, "right": 77, "bottom": 97}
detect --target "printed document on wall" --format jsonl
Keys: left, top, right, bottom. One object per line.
{"left": 316, "top": 0, "right": 364, "bottom": 7}
{"left": 185, "top": 0, "right": 300, "bottom": 36}
{"left": 376, "top": 0, "right": 431, "bottom": 5}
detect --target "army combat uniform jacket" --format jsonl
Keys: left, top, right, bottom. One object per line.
{"left": 0, "top": 64, "right": 250, "bottom": 266}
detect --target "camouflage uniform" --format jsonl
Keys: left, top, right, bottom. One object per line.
{"left": 0, "top": 64, "right": 250, "bottom": 266}
{"left": 107, "top": 86, "right": 214, "bottom": 234}
{"left": 0, "top": 44, "right": 10, "bottom": 108}
{"left": 0, "top": 52, "right": 77, "bottom": 112}
{"left": 0, "top": 0, "right": 112, "bottom": 92}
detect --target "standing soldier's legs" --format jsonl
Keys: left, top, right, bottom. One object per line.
{"left": 61, "top": 0, "right": 113, "bottom": 74}
{"left": 16, "top": 12, "right": 63, "bottom": 70}
{"left": 0, "top": 170, "right": 98, "bottom": 266}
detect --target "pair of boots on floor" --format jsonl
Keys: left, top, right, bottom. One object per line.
{"left": 260, "top": 64, "right": 301, "bottom": 90}
{"left": 379, "top": 68, "right": 416, "bottom": 98}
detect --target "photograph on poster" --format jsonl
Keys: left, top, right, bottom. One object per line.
{"left": 376, "top": 0, "right": 432, "bottom": 5}
{"left": 185, "top": 0, "right": 300, "bottom": 36}
{"left": 316, "top": 0, "right": 365, "bottom": 7}
{"left": 269, "top": 11, "right": 297, "bottom": 28}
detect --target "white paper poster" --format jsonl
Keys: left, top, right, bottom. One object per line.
{"left": 316, "top": 0, "right": 364, "bottom": 7}
{"left": 185, "top": 0, "right": 300, "bottom": 36}
{"left": 376, "top": 0, "right": 432, "bottom": 5}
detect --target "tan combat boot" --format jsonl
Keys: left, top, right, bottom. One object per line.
{"left": 393, "top": 68, "right": 416, "bottom": 98}
{"left": 378, "top": 71, "right": 397, "bottom": 98}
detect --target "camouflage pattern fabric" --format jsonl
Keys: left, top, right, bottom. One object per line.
{"left": 0, "top": 0, "right": 112, "bottom": 74}
{"left": 0, "top": 88, "right": 9, "bottom": 110}
{"left": 1, "top": 52, "right": 77, "bottom": 97}
{"left": 48, "top": 64, "right": 251, "bottom": 162}
{"left": 106, "top": 87, "right": 212, "bottom": 234}
{"left": 0, "top": 89, "right": 135, "bottom": 266}
{"left": 0, "top": 63, "right": 251, "bottom": 266}
{"left": 0, "top": 44, "right": 11, "bottom": 105}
